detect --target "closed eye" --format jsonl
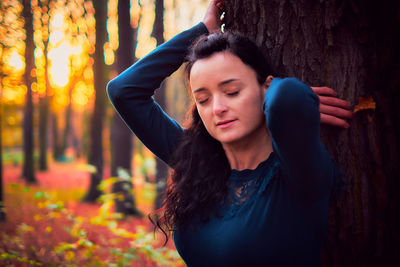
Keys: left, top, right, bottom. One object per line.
{"left": 198, "top": 98, "right": 209, "bottom": 104}
{"left": 227, "top": 91, "right": 239, "bottom": 96}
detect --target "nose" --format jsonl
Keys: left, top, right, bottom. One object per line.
{"left": 213, "top": 96, "right": 228, "bottom": 116}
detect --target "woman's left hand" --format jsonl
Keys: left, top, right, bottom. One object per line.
{"left": 203, "top": 0, "right": 225, "bottom": 33}
{"left": 311, "top": 86, "right": 353, "bottom": 129}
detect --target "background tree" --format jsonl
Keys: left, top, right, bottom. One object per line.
{"left": 34, "top": 0, "right": 51, "bottom": 170}
{"left": 84, "top": 0, "right": 108, "bottom": 202}
{"left": 109, "top": 0, "right": 141, "bottom": 216}
{"left": 225, "top": 0, "right": 400, "bottom": 266}
{"left": 22, "top": 0, "right": 36, "bottom": 183}
{"left": 1, "top": 0, "right": 26, "bottom": 220}
{"left": 151, "top": 0, "right": 169, "bottom": 210}
{"left": 0, "top": 82, "right": 4, "bottom": 221}
{"left": 0, "top": 5, "right": 7, "bottom": 222}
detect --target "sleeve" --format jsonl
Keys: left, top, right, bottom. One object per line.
{"left": 107, "top": 23, "right": 209, "bottom": 165}
{"left": 264, "top": 77, "right": 335, "bottom": 202}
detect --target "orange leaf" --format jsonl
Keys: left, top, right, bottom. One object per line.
{"left": 354, "top": 96, "right": 376, "bottom": 113}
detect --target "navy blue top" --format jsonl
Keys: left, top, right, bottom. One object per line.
{"left": 107, "top": 22, "right": 337, "bottom": 267}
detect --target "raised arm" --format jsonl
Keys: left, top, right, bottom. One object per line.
{"left": 107, "top": 23, "right": 208, "bottom": 164}
{"left": 264, "top": 78, "right": 336, "bottom": 202}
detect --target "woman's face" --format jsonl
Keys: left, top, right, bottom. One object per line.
{"left": 190, "top": 51, "right": 268, "bottom": 146}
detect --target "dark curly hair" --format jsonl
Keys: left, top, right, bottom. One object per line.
{"left": 150, "top": 31, "right": 272, "bottom": 244}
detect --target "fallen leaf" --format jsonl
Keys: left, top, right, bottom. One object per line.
{"left": 354, "top": 96, "right": 376, "bottom": 113}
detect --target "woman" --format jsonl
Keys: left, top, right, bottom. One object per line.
{"left": 107, "top": 1, "right": 352, "bottom": 266}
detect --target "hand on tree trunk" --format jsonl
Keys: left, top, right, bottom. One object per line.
{"left": 203, "top": 0, "right": 225, "bottom": 33}
{"left": 311, "top": 86, "right": 353, "bottom": 129}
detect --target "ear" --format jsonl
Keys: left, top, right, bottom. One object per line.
{"left": 262, "top": 75, "right": 274, "bottom": 93}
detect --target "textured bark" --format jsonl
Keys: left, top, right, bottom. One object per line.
{"left": 84, "top": 0, "right": 108, "bottom": 202}
{"left": 109, "top": 0, "right": 140, "bottom": 216}
{"left": 151, "top": 0, "right": 169, "bottom": 210}
{"left": 22, "top": 0, "right": 36, "bottom": 183}
{"left": 225, "top": 1, "right": 400, "bottom": 266}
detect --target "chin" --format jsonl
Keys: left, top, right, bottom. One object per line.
{"left": 214, "top": 133, "right": 246, "bottom": 145}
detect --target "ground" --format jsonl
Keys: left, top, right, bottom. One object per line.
{"left": 0, "top": 158, "right": 182, "bottom": 266}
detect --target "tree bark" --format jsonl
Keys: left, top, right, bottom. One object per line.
{"left": 225, "top": 0, "right": 400, "bottom": 266}
{"left": 22, "top": 0, "right": 36, "bottom": 183}
{"left": 151, "top": 0, "right": 169, "bottom": 210}
{"left": 83, "top": 0, "right": 108, "bottom": 202}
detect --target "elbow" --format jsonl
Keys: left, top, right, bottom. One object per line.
{"left": 106, "top": 78, "right": 122, "bottom": 103}
{"left": 264, "top": 78, "right": 320, "bottom": 133}
{"left": 265, "top": 78, "right": 319, "bottom": 119}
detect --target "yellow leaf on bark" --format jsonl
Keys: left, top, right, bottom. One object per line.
{"left": 354, "top": 96, "right": 376, "bottom": 113}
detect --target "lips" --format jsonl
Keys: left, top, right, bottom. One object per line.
{"left": 216, "top": 119, "right": 237, "bottom": 128}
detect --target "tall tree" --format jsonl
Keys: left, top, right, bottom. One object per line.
{"left": 0, "top": 6, "right": 5, "bottom": 222}
{"left": 151, "top": 0, "right": 169, "bottom": 210}
{"left": 38, "top": 85, "right": 49, "bottom": 168}
{"left": 84, "top": 0, "right": 108, "bottom": 202}
{"left": 109, "top": 0, "right": 141, "bottom": 216}
{"left": 225, "top": 0, "right": 400, "bottom": 266}
{"left": 22, "top": 0, "right": 36, "bottom": 183}
{"left": 51, "top": 113, "right": 62, "bottom": 160}
{"left": 60, "top": 70, "right": 83, "bottom": 158}
{"left": 0, "top": 75, "right": 4, "bottom": 221}
{"left": 37, "top": 0, "right": 51, "bottom": 170}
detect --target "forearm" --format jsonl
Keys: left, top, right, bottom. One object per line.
{"left": 107, "top": 22, "right": 208, "bottom": 98}
{"left": 106, "top": 23, "right": 209, "bottom": 163}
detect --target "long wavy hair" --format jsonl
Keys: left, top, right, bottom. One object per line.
{"left": 150, "top": 31, "right": 272, "bottom": 243}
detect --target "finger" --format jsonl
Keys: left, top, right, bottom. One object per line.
{"left": 320, "top": 114, "right": 350, "bottom": 129}
{"left": 311, "top": 86, "right": 337, "bottom": 96}
{"left": 216, "top": 0, "right": 225, "bottom": 10}
{"left": 320, "top": 104, "right": 354, "bottom": 119}
{"left": 319, "top": 95, "right": 352, "bottom": 109}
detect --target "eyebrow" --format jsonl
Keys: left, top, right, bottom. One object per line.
{"left": 218, "top": 78, "right": 238, "bottom": 87}
{"left": 193, "top": 78, "right": 239, "bottom": 93}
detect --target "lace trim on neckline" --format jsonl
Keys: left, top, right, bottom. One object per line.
{"left": 230, "top": 152, "right": 276, "bottom": 182}
{"left": 223, "top": 153, "right": 279, "bottom": 219}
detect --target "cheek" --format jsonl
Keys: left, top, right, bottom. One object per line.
{"left": 239, "top": 92, "right": 265, "bottom": 122}
{"left": 243, "top": 90, "right": 264, "bottom": 112}
{"left": 196, "top": 106, "right": 213, "bottom": 130}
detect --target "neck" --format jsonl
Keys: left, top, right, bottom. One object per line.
{"left": 222, "top": 123, "right": 273, "bottom": 171}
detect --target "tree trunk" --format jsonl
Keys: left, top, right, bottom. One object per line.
{"left": 38, "top": 94, "right": 48, "bottom": 170}
{"left": 38, "top": 8, "right": 51, "bottom": 171}
{"left": 225, "top": 0, "right": 400, "bottom": 266}
{"left": 0, "top": 81, "right": 5, "bottom": 221}
{"left": 22, "top": 0, "right": 36, "bottom": 183}
{"left": 60, "top": 86, "right": 73, "bottom": 158}
{"left": 83, "top": 0, "right": 108, "bottom": 202}
{"left": 151, "top": 0, "right": 169, "bottom": 210}
{"left": 109, "top": 0, "right": 142, "bottom": 216}
{"left": 52, "top": 113, "right": 62, "bottom": 160}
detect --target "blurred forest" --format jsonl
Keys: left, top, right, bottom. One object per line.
{"left": 1, "top": 0, "right": 399, "bottom": 266}
{"left": 0, "top": 0, "right": 208, "bottom": 265}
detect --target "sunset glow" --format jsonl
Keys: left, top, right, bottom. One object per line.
{"left": 48, "top": 42, "right": 71, "bottom": 87}
{"left": 8, "top": 50, "right": 25, "bottom": 71}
